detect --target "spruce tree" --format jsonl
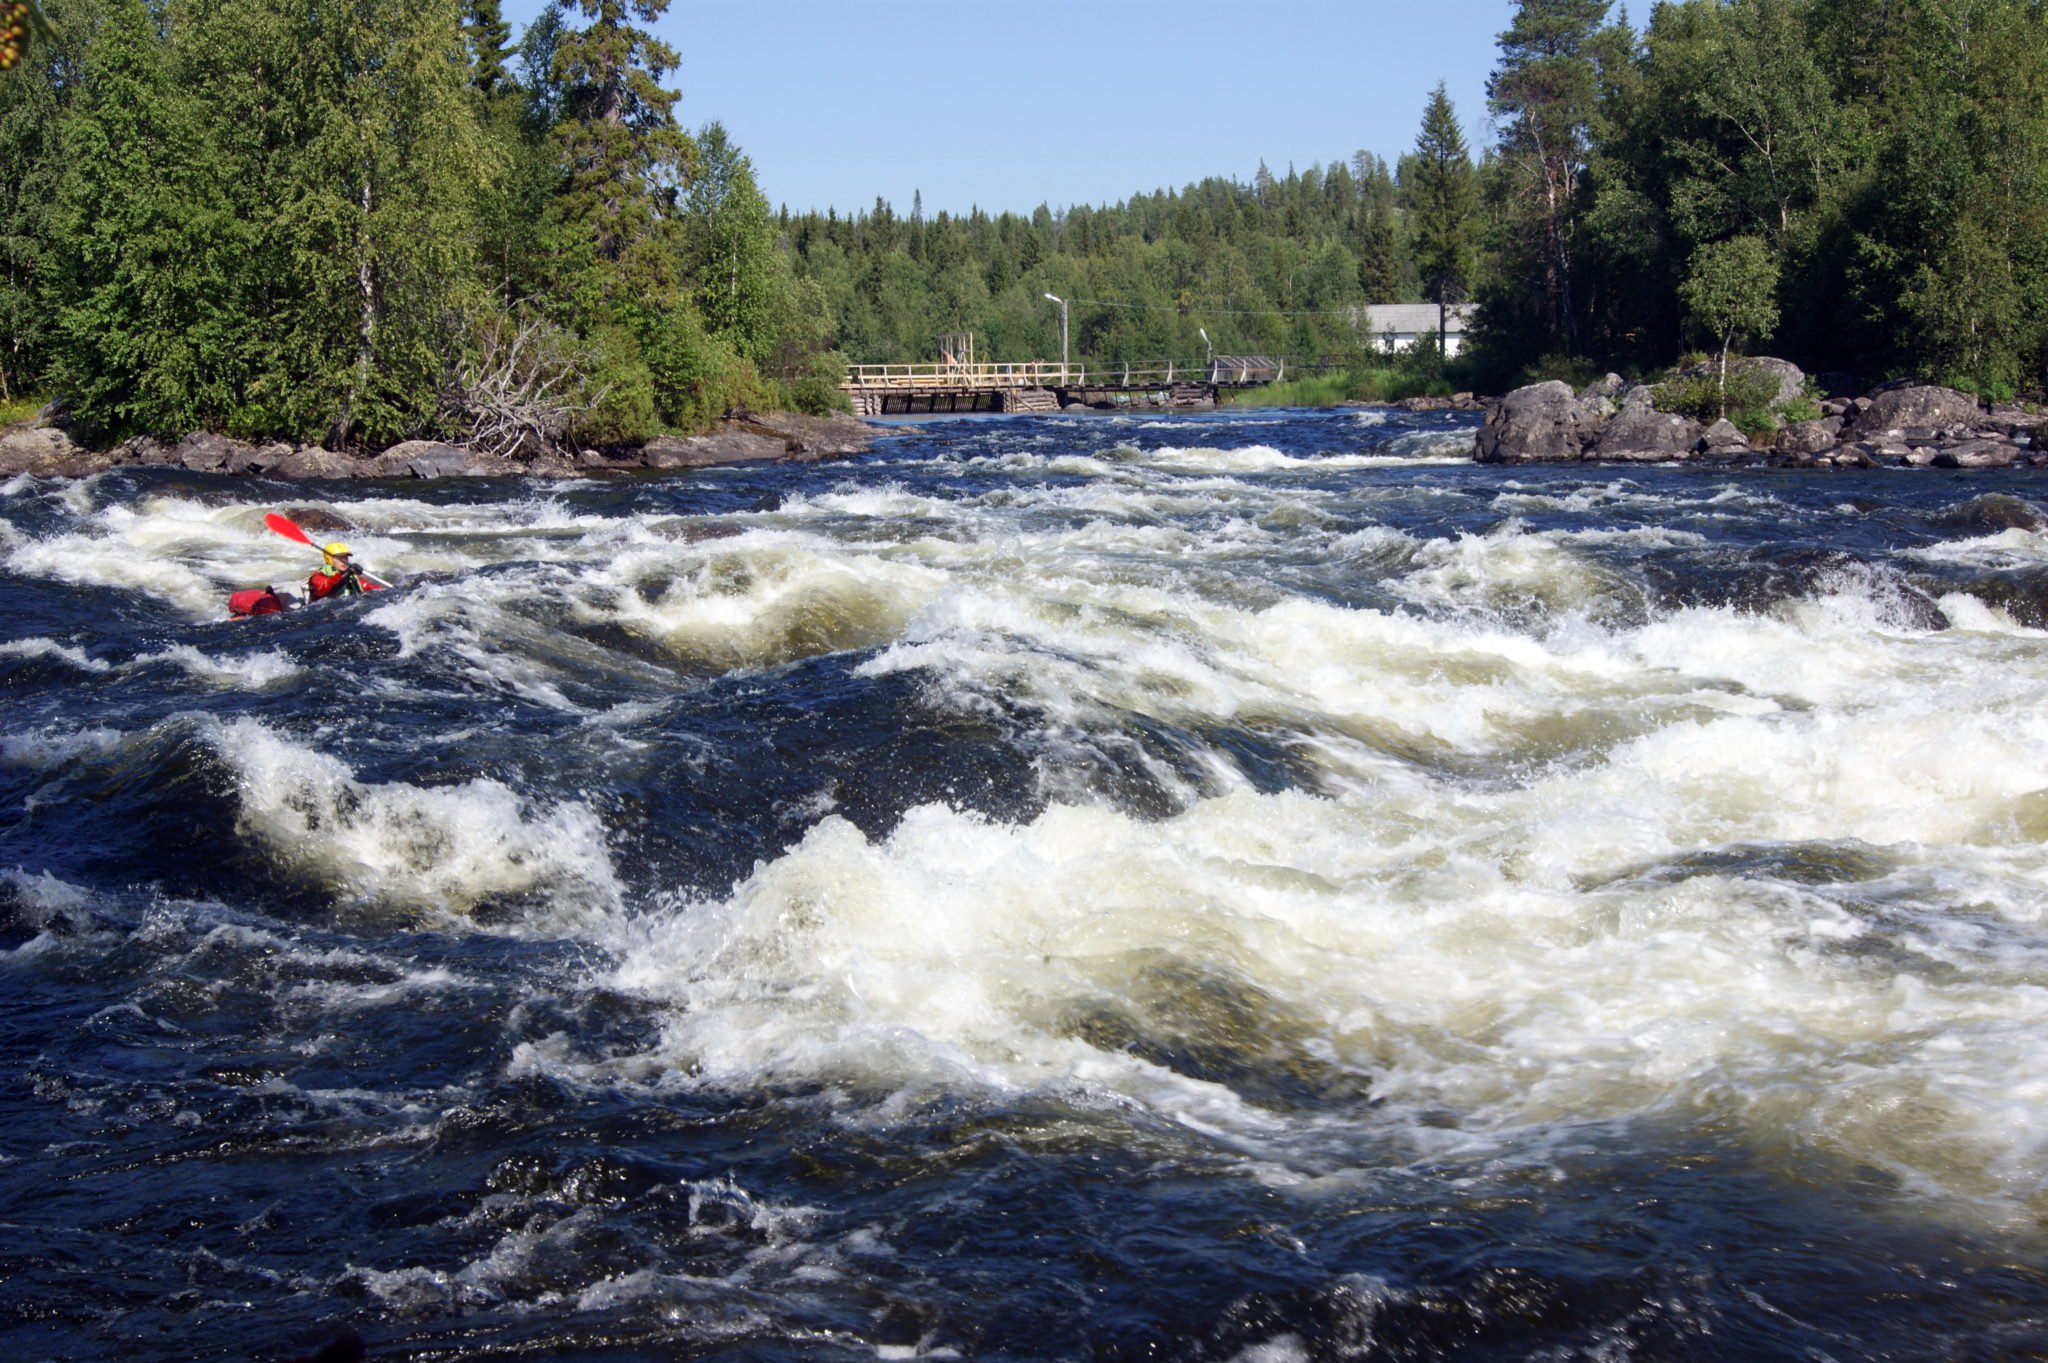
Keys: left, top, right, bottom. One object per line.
{"left": 171, "top": 0, "right": 488, "bottom": 443}
{"left": 550, "top": 0, "right": 694, "bottom": 287}
{"left": 46, "top": 0, "right": 236, "bottom": 437}
{"left": 1410, "top": 83, "right": 1479, "bottom": 354}
{"left": 685, "top": 121, "right": 777, "bottom": 363}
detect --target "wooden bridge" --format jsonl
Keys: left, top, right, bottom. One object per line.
{"left": 841, "top": 356, "right": 1317, "bottom": 416}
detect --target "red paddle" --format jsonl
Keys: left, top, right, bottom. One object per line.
{"left": 264, "top": 512, "right": 394, "bottom": 589}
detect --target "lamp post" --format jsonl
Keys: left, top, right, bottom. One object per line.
{"left": 1043, "top": 292, "right": 1069, "bottom": 385}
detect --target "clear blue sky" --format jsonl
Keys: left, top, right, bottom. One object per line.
{"left": 500, "top": 1, "right": 1521, "bottom": 218}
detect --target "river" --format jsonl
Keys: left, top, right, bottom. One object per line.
{"left": 5, "top": 406, "right": 2048, "bottom": 1360}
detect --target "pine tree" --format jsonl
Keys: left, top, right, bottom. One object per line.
{"left": 1487, "top": 0, "right": 1611, "bottom": 353}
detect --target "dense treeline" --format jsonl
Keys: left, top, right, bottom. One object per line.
{"left": 1475, "top": 0, "right": 2048, "bottom": 400}
{"left": 0, "top": 0, "right": 831, "bottom": 447}
{"left": 780, "top": 153, "right": 1421, "bottom": 369}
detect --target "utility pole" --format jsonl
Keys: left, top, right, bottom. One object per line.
{"left": 1043, "top": 293, "right": 1069, "bottom": 385}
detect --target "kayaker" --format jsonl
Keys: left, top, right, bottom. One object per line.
{"left": 306, "top": 542, "right": 382, "bottom": 601}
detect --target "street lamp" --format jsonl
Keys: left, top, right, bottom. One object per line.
{"left": 1043, "top": 292, "right": 1069, "bottom": 385}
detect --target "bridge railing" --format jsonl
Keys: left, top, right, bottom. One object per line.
{"left": 840, "top": 355, "right": 1346, "bottom": 393}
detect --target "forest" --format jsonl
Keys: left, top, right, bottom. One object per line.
{"left": 0, "top": 0, "right": 836, "bottom": 449}
{"left": 1, "top": 0, "right": 2044, "bottom": 453}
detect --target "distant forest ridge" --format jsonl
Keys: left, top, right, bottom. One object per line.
{"left": 1, "top": 0, "right": 2042, "bottom": 455}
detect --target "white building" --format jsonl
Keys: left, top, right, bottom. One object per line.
{"left": 1352, "top": 303, "right": 1476, "bottom": 357}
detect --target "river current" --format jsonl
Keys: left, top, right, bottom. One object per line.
{"left": 5, "top": 406, "right": 2048, "bottom": 1360}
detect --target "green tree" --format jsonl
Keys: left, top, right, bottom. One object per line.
{"left": 550, "top": 0, "right": 694, "bottom": 284}
{"left": 1486, "top": 0, "right": 1612, "bottom": 354}
{"left": 45, "top": 0, "right": 235, "bottom": 437}
{"left": 1680, "top": 234, "right": 1779, "bottom": 412}
{"left": 684, "top": 121, "right": 776, "bottom": 363}
{"left": 1409, "top": 82, "right": 1480, "bottom": 354}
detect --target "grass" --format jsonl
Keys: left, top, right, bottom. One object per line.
{"left": 0, "top": 391, "right": 47, "bottom": 427}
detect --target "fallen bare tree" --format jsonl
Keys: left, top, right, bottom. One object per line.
{"left": 439, "top": 317, "right": 607, "bottom": 459}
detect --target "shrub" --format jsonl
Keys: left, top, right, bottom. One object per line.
{"left": 1653, "top": 361, "right": 1782, "bottom": 439}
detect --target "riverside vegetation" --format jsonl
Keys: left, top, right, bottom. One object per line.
{"left": 1, "top": 0, "right": 2045, "bottom": 477}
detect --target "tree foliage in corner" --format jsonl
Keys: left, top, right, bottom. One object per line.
{"left": 0, "top": 0, "right": 837, "bottom": 447}
{"left": 1478, "top": 0, "right": 2048, "bottom": 400}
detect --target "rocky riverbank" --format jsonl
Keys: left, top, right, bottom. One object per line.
{"left": 0, "top": 409, "right": 877, "bottom": 480}
{"left": 1476, "top": 360, "right": 2045, "bottom": 469}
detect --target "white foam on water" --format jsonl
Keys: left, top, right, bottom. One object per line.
{"left": 128, "top": 644, "right": 302, "bottom": 689}
{"left": 563, "top": 529, "right": 2048, "bottom": 1225}
{"left": 0, "top": 637, "right": 110, "bottom": 673}
{"left": 204, "top": 716, "right": 621, "bottom": 925}
{"left": 1906, "top": 526, "right": 2048, "bottom": 565}
{"left": 0, "top": 724, "right": 126, "bottom": 770}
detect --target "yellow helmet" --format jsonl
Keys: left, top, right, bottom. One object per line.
{"left": 322, "top": 542, "right": 352, "bottom": 569}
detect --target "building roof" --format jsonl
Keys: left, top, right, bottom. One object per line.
{"left": 1355, "top": 303, "right": 1474, "bottom": 334}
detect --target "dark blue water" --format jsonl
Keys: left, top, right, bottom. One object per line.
{"left": 6, "top": 408, "right": 2048, "bottom": 1360}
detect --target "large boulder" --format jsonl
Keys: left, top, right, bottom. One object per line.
{"left": 727, "top": 409, "right": 875, "bottom": 462}
{"left": 174, "top": 431, "right": 256, "bottom": 473}
{"left": 1474, "top": 381, "right": 1592, "bottom": 463}
{"left": 0, "top": 426, "right": 93, "bottom": 477}
{"left": 1845, "top": 384, "right": 1983, "bottom": 439}
{"left": 1931, "top": 439, "right": 2023, "bottom": 469}
{"left": 368, "top": 440, "right": 473, "bottom": 478}
{"left": 1775, "top": 417, "right": 1844, "bottom": 457}
{"left": 1697, "top": 418, "right": 1753, "bottom": 456}
{"left": 1744, "top": 356, "right": 1807, "bottom": 409}
{"left": 267, "top": 445, "right": 362, "bottom": 479}
{"left": 639, "top": 430, "right": 786, "bottom": 469}
{"left": 1586, "top": 405, "right": 1701, "bottom": 461}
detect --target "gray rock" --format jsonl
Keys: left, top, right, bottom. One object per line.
{"left": 0, "top": 426, "right": 88, "bottom": 477}
{"left": 1699, "top": 418, "right": 1751, "bottom": 452}
{"left": 175, "top": 431, "right": 254, "bottom": 472}
{"left": 1579, "top": 372, "right": 1627, "bottom": 404}
{"left": 640, "top": 430, "right": 787, "bottom": 469}
{"left": 1775, "top": 417, "right": 1843, "bottom": 457}
{"left": 367, "top": 439, "right": 472, "bottom": 479}
{"left": 1931, "top": 439, "right": 2022, "bottom": 469}
{"left": 1474, "top": 381, "right": 1591, "bottom": 463}
{"left": 111, "top": 436, "right": 174, "bottom": 466}
{"left": 1586, "top": 406, "right": 1701, "bottom": 461}
{"left": 1845, "top": 384, "right": 1983, "bottom": 440}
{"left": 1744, "top": 356, "right": 1807, "bottom": 409}
{"left": 729, "top": 410, "right": 875, "bottom": 461}
{"left": 267, "top": 446, "right": 362, "bottom": 479}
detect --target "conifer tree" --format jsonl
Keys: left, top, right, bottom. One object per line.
{"left": 550, "top": 0, "right": 694, "bottom": 286}
{"left": 45, "top": 0, "right": 235, "bottom": 437}
{"left": 466, "top": 0, "right": 514, "bottom": 96}
{"left": 1487, "top": 0, "right": 1611, "bottom": 353}
{"left": 1410, "top": 83, "right": 1479, "bottom": 354}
